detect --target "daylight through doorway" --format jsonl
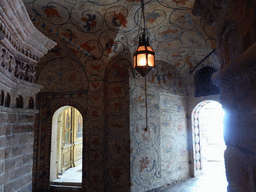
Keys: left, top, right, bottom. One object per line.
{"left": 192, "top": 100, "right": 228, "bottom": 190}
{"left": 50, "top": 106, "right": 83, "bottom": 186}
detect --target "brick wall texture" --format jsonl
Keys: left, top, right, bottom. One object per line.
{"left": 0, "top": 111, "right": 35, "bottom": 192}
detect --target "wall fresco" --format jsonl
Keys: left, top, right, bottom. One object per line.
{"left": 130, "top": 60, "right": 189, "bottom": 191}
{"left": 34, "top": 46, "right": 131, "bottom": 191}
{"left": 23, "top": 0, "right": 220, "bottom": 85}
{"left": 29, "top": 1, "right": 192, "bottom": 191}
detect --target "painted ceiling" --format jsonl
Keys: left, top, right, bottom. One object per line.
{"left": 23, "top": 0, "right": 220, "bottom": 85}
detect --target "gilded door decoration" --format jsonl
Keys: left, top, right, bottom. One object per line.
{"left": 77, "top": 115, "right": 82, "bottom": 138}
{"left": 59, "top": 107, "right": 83, "bottom": 173}
{"left": 65, "top": 113, "right": 70, "bottom": 142}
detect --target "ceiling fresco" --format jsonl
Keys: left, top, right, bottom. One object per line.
{"left": 23, "top": 0, "right": 221, "bottom": 84}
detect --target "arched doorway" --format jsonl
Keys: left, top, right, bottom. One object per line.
{"left": 50, "top": 106, "right": 83, "bottom": 185}
{"left": 192, "top": 100, "right": 227, "bottom": 185}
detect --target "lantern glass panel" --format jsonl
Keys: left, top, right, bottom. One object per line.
{"left": 148, "top": 54, "right": 154, "bottom": 67}
{"left": 147, "top": 46, "right": 153, "bottom": 52}
{"left": 137, "top": 46, "right": 146, "bottom": 52}
{"left": 137, "top": 53, "right": 147, "bottom": 66}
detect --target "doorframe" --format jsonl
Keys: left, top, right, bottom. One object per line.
{"left": 190, "top": 100, "right": 223, "bottom": 177}
{"left": 50, "top": 106, "right": 70, "bottom": 181}
{"left": 34, "top": 96, "right": 88, "bottom": 191}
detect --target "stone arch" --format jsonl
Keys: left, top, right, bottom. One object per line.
{"left": 191, "top": 100, "right": 224, "bottom": 177}
{"left": 36, "top": 57, "right": 89, "bottom": 92}
{"left": 104, "top": 56, "right": 134, "bottom": 82}
{"left": 41, "top": 100, "right": 87, "bottom": 190}
{"left": 194, "top": 66, "right": 220, "bottom": 97}
{"left": 16, "top": 95, "right": 23, "bottom": 108}
{"left": 50, "top": 105, "right": 84, "bottom": 184}
{"left": 28, "top": 97, "right": 34, "bottom": 109}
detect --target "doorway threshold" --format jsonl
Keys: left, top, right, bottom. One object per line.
{"left": 50, "top": 183, "right": 82, "bottom": 192}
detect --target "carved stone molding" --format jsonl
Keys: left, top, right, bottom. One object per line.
{"left": 0, "top": 61, "right": 42, "bottom": 109}
{"left": 0, "top": 0, "right": 56, "bottom": 83}
{"left": 0, "top": 0, "right": 56, "bottom": 59}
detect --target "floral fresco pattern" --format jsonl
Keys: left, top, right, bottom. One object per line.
{"left": 130, "top": 61, "right": 189, "bottom": 191}
{"left": 24, "top": 0, "right": 214, "bottom": 191}
{"left": 23, "top": 0, "right": 220, "bottom": 84}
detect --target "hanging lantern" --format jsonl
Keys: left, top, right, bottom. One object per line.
{"left": 133, "top": 0, "right": 155, "bottom": 77}
{"left": 134, "top": 34, "right": 155, "bottom": 77}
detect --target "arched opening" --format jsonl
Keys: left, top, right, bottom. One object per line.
{"left": 192, "top": 100, "right": 228, "bottom": 189}
{"left": 16, "top": 95, "right": 23, "bottom": 108}
{"left": 194, "top": 66, "right": 220, "bottom": 97}
{"left": 28, "top": 97, "right": 34, "bottom": 109}
{"left": 5, "top": 93, "right": 10, "bottom": 107}
{"left": 0, "top": 90, "right": 4, "bottom": 106}
{"left": 50, "top": 106, "right": 83, "bottom": 186}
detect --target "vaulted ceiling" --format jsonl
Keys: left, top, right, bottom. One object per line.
{"left": 23, "top": 0, "right": 220, "bottom": 84}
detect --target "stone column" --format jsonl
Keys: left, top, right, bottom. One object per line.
{"left": 212, "top": 42, "right": 256, "bottom": 192}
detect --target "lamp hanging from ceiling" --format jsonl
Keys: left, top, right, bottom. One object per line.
{"left": 133, "top": 0, "right": 155, "bottom": 77}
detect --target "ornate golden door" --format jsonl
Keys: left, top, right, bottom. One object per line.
{"left": 61, "top": 107, "right": 72, "bottom": 172}
{"left": 58, "top": 107, "right": 83, "bottom": 174}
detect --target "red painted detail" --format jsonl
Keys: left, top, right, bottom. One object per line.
{"left": 114, "top": 12, "right": 127, "bottom": 28}
{"left": 44, "top": 7, "right": 62, "bottom": 18}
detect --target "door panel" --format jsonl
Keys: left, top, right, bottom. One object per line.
{"left": 73, "top": 141, "right": 82, "bottom": 166}
{"left": 62, "top": 144, "right": 72, "bottom": 172}
{"left": 59, "top": 107, "right": 83, "bottom": 172}
{"left": 72, "top": 110, "right": 83, "bottom": 166}
{"left": 61, "top": 108, "right": 72, "bottom": 172}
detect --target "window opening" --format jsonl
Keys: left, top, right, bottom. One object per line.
{"left": 16, "top": 95, "right": 23, "bottom": 108}
{"left": 5, "top": 93, "right": 10, "bottom": 107}
{"left": 28, "top": 97, "right": 34, "bottom": 109}
{"left": 0, "top": 90, "right": 4, "bottom": 106}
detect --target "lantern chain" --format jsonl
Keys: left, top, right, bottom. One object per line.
{"left": 141, "top": 0, "right": 146, "bottom": 36}
{"left": 145, "top": 76, "right": 148, "bottom": 130}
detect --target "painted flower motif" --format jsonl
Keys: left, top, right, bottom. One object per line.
{"left": 81, "top": 14, "right": 97, "bottom": 31}
{"left": 91, "top": 64, "right": 102, "bottom": 71}
{"left": 62, "top": 31, "right": 77, "bottom": 40}
{"left": 139, "top": 156, "right": 150, "bottom": 172}
{"left": 113, "top": 12, "right": 127, "bottom": 28}
{"left": 146, "top": 12, "right": 161, "bottom": 23}
{"left": 104, "top": 39, "right": 118, "bottom": 54}
{"left": 80, "top": 42, "right": 96, "bottom": 52}
{"left": 173, "top": 0, "right": 189, "bottom": 6}
{"left": 43, "top": 6, "right": 62, "bottom": 18}
{"left": 142, "top": 130, "right": 150, "bottom": 141}
{"left": 165, "top": 143, "right": 172, "bottom": 153}
{"left": 159, "top": 29, "right": 178, "bottom": 36}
